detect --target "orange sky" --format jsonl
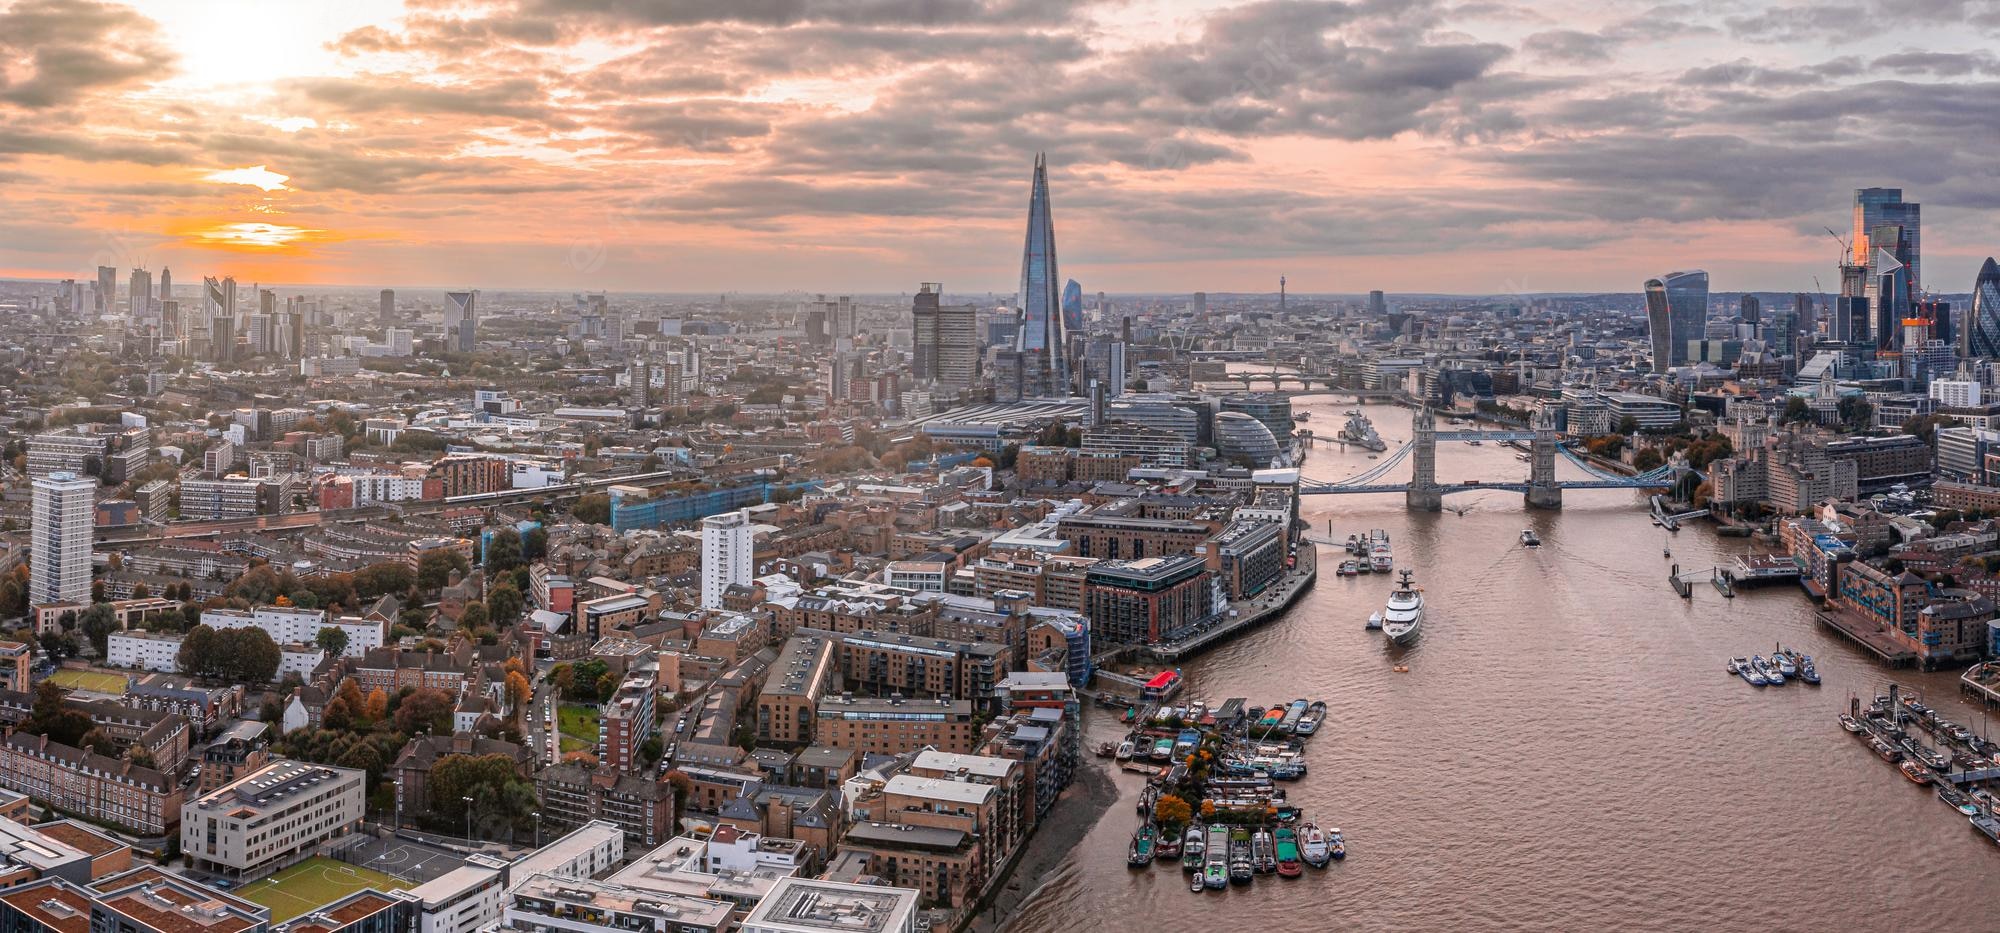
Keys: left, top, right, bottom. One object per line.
{"left": 4, "top": 0, "right": 1999, "bottom": 295}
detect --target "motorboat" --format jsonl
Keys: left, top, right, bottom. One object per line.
{"left": 1128, "top": 823, "right": 1157, "bottom": 867}
{"left": 1296, "top": 701, "right": 1327, "bottom": 736}
{"left": 1338, "top": 560, "right": 1360, "bottom": 576}
{"left": 1181, "top": 825, "right": 1205, "bottom": 873}
{"left": 1251, "top": 829, "right": 1277, "bottom": 874}
{"left": 1839, "top": 714, "right": 1865, "bottom": 734}
{"left": 1204, "top": 825, "right": 1230, "bottom": 889}
{"left": 1228, "top": 833, "right": 1253, "bottom": 885}
{"left": 1275, "top": 827, "right": 1303, "bottom": 878}
{"left": 1799, "top": 656, "right": 1821, "bottom": 685}
{"left": 1328, "top": 826, "right": 1346, "bottom": 860}
{"left": 1369, "top": 529, "right": 1394, "bottom": 573}
{"left": 1300, "top": 821, "right": 1331, "bottom": 868}
{"left": 1381, "top": 569, "right": 1424, "bottom": 645}
{"left": 1752, "top": 656, "right": 1784, "bottom": 686}
{"left": 1772, "top": 653, "right": 1798, "bottom": 677}
{"left": 1365, "top": 611, "right": 1383, "bottom": 630}
{"left": 1901, "top": 760, "right": 1934, "bottom": 785}
{"left": 1520, "top": 529, "right": 1541, "bottom": 547}
{"left": 1738, "top": 660, "right": 1767, "bottom": 686}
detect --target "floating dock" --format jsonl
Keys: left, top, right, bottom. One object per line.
{"left": 1816, "top": 610, "right": 1919, "bottom": 667}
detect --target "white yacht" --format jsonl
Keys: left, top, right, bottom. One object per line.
{"left": 1382, "top": 569, "right": 1424, "bottom": 645}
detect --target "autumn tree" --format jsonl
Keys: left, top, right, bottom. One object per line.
{"left": 1155, "top": 793, "right": 1193, "bottom": 826}
{"left": 395, "top": 687, "right": 455, "bottom": 735}
{"left": 504, "top": 670, "right": 531, "bottom": 712}
{"left": 570, "top": 493, "right": 611, "bottom": 525}
{"left": 25, "top": 681, "right": 92, "bottom": 747}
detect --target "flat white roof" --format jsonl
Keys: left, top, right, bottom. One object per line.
{"left": 911, "top": 749, "right": 1014, "bottom": 778}
{"left": 883, "top": 774, "right": 993, "bottom": 806}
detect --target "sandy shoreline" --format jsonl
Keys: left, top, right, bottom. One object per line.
{"left": 968, "top": 753, "right": 1121, "bottom": 933}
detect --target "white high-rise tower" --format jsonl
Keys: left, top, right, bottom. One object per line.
{"left": 30, "top": 471, "right": 94, "bottom": 607}
{"left": 700, "top": 509, "right": 754, "bottom": 610}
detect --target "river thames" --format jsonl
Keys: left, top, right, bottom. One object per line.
{"left": 1003, "top": 392, "right": 2000, "bottom": 932}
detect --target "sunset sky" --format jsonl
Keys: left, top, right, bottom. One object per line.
{"left": 3, "top": 0, "right": 1999, "bottom": 295}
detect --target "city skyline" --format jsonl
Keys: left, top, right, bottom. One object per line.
{"left": 5, "top": 0, "right": 2000, "bottom": 296}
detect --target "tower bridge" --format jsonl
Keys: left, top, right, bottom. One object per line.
{"left": 1298, "top": 408, "right": 1682, "bottom": 510}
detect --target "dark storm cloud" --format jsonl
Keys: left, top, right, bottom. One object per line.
{"left": 0, "top": 0, "right": 173, "bottom": 109}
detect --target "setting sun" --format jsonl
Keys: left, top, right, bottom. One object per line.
{"left": 203, "top": 165, "right": 291, "bottom": 192}
{"left": 192, "top": 222, "right": 318, "bottom": 249}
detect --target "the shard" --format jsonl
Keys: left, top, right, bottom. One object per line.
{"left": 1015, "top": 153, "right": 1067, "bottom": 396}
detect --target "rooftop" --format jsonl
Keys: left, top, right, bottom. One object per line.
{"left": 739, "top": 877, "right": 919, "bottom": 933}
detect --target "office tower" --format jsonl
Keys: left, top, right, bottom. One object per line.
{"left": 257, "top": 288, "right": 275, "bottom": 315}
{"left": 128, "top": 267, "right": 152, "bottom": 319}
{"left": 1193, "top": 292, "right": 1207, "bottom": 319}
{"left": 444, "top": 290, "right": 478, "bottom": 351}
{"left": 286, "top": 309, "right": 304, "bottom": 359}
{"left": 1014, "top": 153, "right": 1066, "bottom": 397}
{"left": 160, "top": 300, "right": 180, "bottom": 340}
{"left": 1643, "top": 270, "right": 1708, "bottom": 373}
{"left": 30, "top": 471, "right": 94, "bottom": 607}
{"left": 827, "top": 350, "right": 852, "bottom": 399}
{"left": 159, "top": 266, "right": 171, "bottom": 304}
{"left": 700, "top": 509, "right": 753, "bottom": 610}
{"left": 802, "top": 305, "right": 830, "bottom": 346}
{"left": 935, "top": 301, "right": 979, "bottom": 388}
{"left": 203, "top": 276, "right": 237, "bottom": 323}
{"left": 96, "top": 265, "right": 115, "bottom": 315}
{"left": 1968, "top": 258, "right": 2000, "bottom": 360}
{"left": 1871, "top": 236, "right": 1911, "bottom": 350}
{"left": 1853, "top": 187, "right": 1920, "bottom": 291}
{"left": 1738, "top": 295, "right": 1760, "bottom": 324}
{"left": 911, "top": 284, "right": 940, "bottom": 382}
{"left": 1833, "top": 263, "right": 1869, "bottom": 344}
{"left": 211, "top": 315, "right": 235, "bottom": 362}
{"left": 379, "top": 288, "right": 395, "bottom": 324}
{"left": 1792, "top": 292, "right": 1814, "bottom": 336}
{"left": 1369, "top": 290, "right": 1387, "bottom": 315}
{"left": 246, "top": 315, "right": 273, "bottom": 356}
{"left": 1062, "top": 279, "right": 1084, "bottom": 336}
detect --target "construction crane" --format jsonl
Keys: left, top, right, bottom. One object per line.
{"left": 1824, "top": 227, "right": 1851, "bottom": 266}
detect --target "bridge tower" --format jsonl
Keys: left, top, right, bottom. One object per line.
{"left": 1406, "top": 406, "right": 1441, "bottom": 511}
{"left": 1526, "top": 405, "right": 1562, "bottom": 510}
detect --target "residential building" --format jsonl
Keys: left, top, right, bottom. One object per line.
{"left": 30, "top": 471, "right": 94, "bottom": 608}
{"left": 200, "top": 607, "right": 384, "bottom": 657}
{"left": 757, "top": 635, "right": 837, "bottom": 746}
{"left": 701, "top": 509, "right": 754, "bottom": 610}
{"left": 814, "top": 695, "right": 975, "bottom": 756}
{"left": 1084, "top": 555, "right": 1217, "bottom": 644}
{"left": 739, "top": 878, "right": 916, "bottom": 933}
{"left": 0, "top": 734, "right": 180, "bottom": 835}
{"left": 106, "top": 631, "right": 182, "bottom": 673}
{"left": 533, "top": 764, "right": 675, "bottom": 849}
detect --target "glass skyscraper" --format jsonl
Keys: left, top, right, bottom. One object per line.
{"left": 1015, "top": 154, "right": 1066, "bottom": 396}
{"left": 1970, "top": 258, "right": 2000, "bottom": 360}
{"left": 1644, "top": 270, "right": 1708, "bottom": 373}
{"left": 1853, "top": 187, "right": 1921, "bottom": 290}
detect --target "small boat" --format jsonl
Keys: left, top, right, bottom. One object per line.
{"left": 1296, "top": 700, "right": 1327, "bottom": 736}
{"left": 1097, "top": 741, "right": 1117, "bottom": 758}
{"left": 1739, "top": 660, "right": 1766, "bottom": 686}
{"left": 1158, "top": 827, "right": 1182, "bottom": 860}
{"left": 1228, "top": 833, "right": 1253, "bottom": 885}
{"left": 1300, "top": 821, "right": 1331, "bottom": 868}
{"left": 1328, "top": 826, "right": 1346, "bottom": 861}
{"left": 1251, "top": 829, "right": 1277, "bottom": 874}
{"left": 1181, "top": 825, "right": 1205, "bottom": 873}
{"left": 1275, "top": 827, "right": 1302, "bottom": 878}
{"left": 1752, "top": 656, "right": 1783, "bottom": 686}
{"left": 1338, "top": 560, "right": 1360, "bottom": 576}
{"left": 1771, "top": 652, "right": 1797, "bottom": 677}
{"left": 1900, "top": 760, "right": 1933, "bottom": 785}
{"left": 1190, "top": 872, "right": 1204, "bottom": 893}
{"left": 1871, "top": 738, "right": 1902, "bottom": 762}
{"left": 1941, "top": 785, "right": 1981, "bottom": 816}
{"left": 1726, "top": 658, "right": 1742, "bottom": 675}
{"left": 1520, "top": 529, "right": 1541, "bottom": 547}
{"left": 1151, "top": 738, "right": 1174, "bottom": 760}
{"left": 1365, "top": 611, "right": 1383, "bottom": 630}
{"left": 1115, "top": 739, "right": 1135, "bottom": 760}
{"left": 1839, "top": 714, "right": 1865, "bottom": 734}
{"left": 1204, "top": 825, "right": 1230, "bottom": 889}
{"left": 1128, "top": 823, "right": 1157, "bottom": 867}
{"left": 1799, "top": 657, "right": 1821, "bottom": 685}
{"left": 1138, "top": 784, "right": 1159, "bottom": 816}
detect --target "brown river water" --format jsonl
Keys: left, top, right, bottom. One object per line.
{"left": 1002, "top": 394, "right": 2000, "bottom": 932}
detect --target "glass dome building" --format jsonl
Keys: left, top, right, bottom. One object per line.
{"left": 1213, "top": 411, "right": 1281, "bottom": 468}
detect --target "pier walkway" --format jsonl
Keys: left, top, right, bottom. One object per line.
{"left": 1816, "top": 609, "right": 1919, "bottom": 667}
{"left": 1138, "top": 543, "right": 1318, "bottom": 663}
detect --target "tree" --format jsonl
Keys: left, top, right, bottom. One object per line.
{"left": 0, "top": 578, "right": 23, "bottom": 619}
{"left": 130, "top": 582, "right": 150, "bottom": 600}
{"left": 79, "top": 603, "right": 118, "bottom": 658}
{"left": 176, "top": 625, "right": 219, "bottom": 676}
{"left": 1633, "top": 448, "right": 1664, "bottom": 472}
{"left": 1154, "top": 793, "right": 1192, "bottom": 826}
{"left": 1781, "top": 396, "right": 1811, "bottom": 423}
{"left": 417, "top": 550, "right": 470, "bottom": 592}
{"left": 522, "top": 527, "right": 549, "bottom": 561}
{"left": 91, "top": 580, "right": 105, "bottom": 603}
{"left": 322, "top": 696, "right": 356, "bottom": 731}
{"left": 336, "top": 678, "right": 367, "bottom": 726}
{"left": 25, "top": 681, "right": 93, "bottom": 748}
{"left": 487, "top": 583, "right": 524, "bottom": 627}
{"left": 316, "top": 627, "right": 350, "bottom": 657}
{"left": 355, "top": 562, "right": 415, "bottom": 599}
{"left": 226, "top": 565, "right": 284, "bottom": 605}
{"left": 505, "top": 671, "right": 531, "bottom": 712}
{"left": 458, "top": 603, "right": 489, "bottom": 631}
{"left": 484, "top": 532, "right": 522, "bottom": 574}
{"left": 395, "top": 687, "right": 455, "bottom": 735}
{"left": 129, "top": 746, "right": 157, "bottom": 769}
{"left": 1616, "top": 415, "right": 1641, "bottom": 435}
{"left": 552, "top": 663, "right": 574, "bottom": 696}
{"left": 571, "top": 494, "right": 611, "bottom": 525}
{"left": 365, "top": 688, "right": 389, "bottom": 723}
{"left": 79, "top": 727, "right": 118, "bottom": 756}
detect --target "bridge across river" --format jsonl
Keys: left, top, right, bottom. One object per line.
{"left": 1299, "top": 408, "right": 1681, "bottom": 510}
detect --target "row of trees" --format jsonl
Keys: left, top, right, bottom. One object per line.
{"left": 176, "top": 625, "right": 283, "bottom": 684}
{"left": 427, "top": 753, "right": 538, "bottom": 836}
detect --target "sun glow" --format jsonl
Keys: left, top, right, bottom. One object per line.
{"left": 193, "top": 222, "right": 319, "bottom": 249}
{"left": 203, "top": 165, "right": 292, "bottom": 191}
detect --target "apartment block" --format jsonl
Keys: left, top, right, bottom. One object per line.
{"left": 180, "top": 761, "right": 366, "bottom": 880}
